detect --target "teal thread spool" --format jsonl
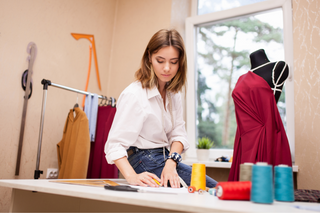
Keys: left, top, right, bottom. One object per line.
{"left": 274, "top": 165, "right": 294, "bottom": 202}
{"left": 209, "top": 188, "right": 216, "bottom": 195}
{"left": 251, "top": 162, "right": 273, "bottom": 204}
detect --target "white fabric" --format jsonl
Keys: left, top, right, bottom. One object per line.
{"left": 84, "top": 93, "right": 99, "bottom": 142}
{"left": 105, "top": 81, "right": 189, "bottom": 164}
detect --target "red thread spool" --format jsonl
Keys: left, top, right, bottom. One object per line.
{"left": 216, "top": 181, "right": 251, "bottom": 200}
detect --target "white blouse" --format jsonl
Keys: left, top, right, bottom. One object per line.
{"left": 105, "top": 81, "right": 189, "bottom": 164}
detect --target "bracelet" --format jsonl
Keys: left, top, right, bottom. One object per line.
{"left": 167, "top": 152, "right": 182, "bottom": 164}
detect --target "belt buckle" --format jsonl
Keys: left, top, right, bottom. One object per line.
{"left": 127, "top": 149, "right": 134, "bottom": 157}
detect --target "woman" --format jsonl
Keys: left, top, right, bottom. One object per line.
{"left": 105, "top": 29, "right": 217, "bottom": 188}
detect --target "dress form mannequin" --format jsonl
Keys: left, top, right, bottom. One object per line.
{"left": 228, "top": 49, "right": 293, "bottom": 181}
{"left": 249, "top": 49, "right": 289, "bottom": 103}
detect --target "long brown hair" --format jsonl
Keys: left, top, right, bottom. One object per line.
{"left": 135, "top": 29, "right": 187, "bottom": 93}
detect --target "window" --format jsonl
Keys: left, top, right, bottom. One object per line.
{"left": 185, "top": 0, "right": 294, "bottom": 162}
{"left": 198, "top": 0, "right": 268, "bottom": 15}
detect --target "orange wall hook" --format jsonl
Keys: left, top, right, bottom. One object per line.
{"left": 71, "top": 33, "right": 102, "bottom": 91}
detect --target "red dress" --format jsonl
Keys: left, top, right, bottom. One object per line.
{"left": 228, "top": 71, "right": 292, "bottom": 181}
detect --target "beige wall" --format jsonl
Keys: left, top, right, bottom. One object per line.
{"left": 293, "top": 0, "right": 320, "bottom": 190}
{"left": 0, "top": 0, "right": 189, "bottom": 211}
{"left": 0, "top": 0, "right": 117, "bottom": 211}
{"left": 107, "top": 0, "right": 172, "bottom": 98}
{"left": 106, "top": 0, "right": 190, "bottom": 99}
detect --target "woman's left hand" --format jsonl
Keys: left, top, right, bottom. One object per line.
{"left": 161, "top": 159, "right": 180, "bottom": 188}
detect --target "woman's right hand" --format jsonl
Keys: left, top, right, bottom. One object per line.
{"left": 127, "top": 172, "right": 161, "bottom": 187}
{"left": 114, "top": 157, "right": 161, "bottom": 187}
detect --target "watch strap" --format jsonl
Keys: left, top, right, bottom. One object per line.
{"left": 167, "top": 152, "right": 182, "bottom": 164}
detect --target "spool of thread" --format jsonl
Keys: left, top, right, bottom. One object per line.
{"left": 216, "top": 181, "right": 251, "bottom": 200}
{"left": 274, "top": 165, "right": 294, "bottom": 202}
{"left": 251, "top": 162, "right": 273, "bottom": 204}
{"left": 190, "top": 163, "right": 206, "bottom": 191}
{"left": 208, "top": 188, "right": 216, "bottom": 195}
{"left": 239, "top": 163, "right": 253, "bottom": 181}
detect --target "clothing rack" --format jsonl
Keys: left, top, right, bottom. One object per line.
{"left": 35, "top": 79, "right": 114, "bottom": 179}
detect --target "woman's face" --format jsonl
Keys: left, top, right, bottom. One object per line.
{"left": 150, "top": 46, "right": 179, "bottom": 89}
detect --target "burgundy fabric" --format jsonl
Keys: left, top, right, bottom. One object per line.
{"left": 87, "top": 105, "right": 118, "bottom": 178}
{"left": 228, "top": 71, "right": 292, "bottom": 181}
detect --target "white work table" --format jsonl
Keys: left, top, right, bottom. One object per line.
{"left": 0, "top": 179, "right": 317, "bottom": 212}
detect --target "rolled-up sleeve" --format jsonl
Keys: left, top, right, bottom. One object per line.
{"left": 168, "top": 92, "right": 189, "bottom": 152}
{"left": 105, "top": 92, "right": 146, "bottom": 164}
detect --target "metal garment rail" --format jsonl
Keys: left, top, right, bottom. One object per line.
{"left": 34, "top": 79, "right": 106, "bottom": 179}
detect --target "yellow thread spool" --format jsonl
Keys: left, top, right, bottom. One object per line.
{"left": 190, "top": 163, "right": 206, "bottom": 191}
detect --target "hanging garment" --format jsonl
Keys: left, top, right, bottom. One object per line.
{"left": 57, "top": 107, "right": 90, "bottom": 179}
{"left": 87, "top": 105, "right": 118, "bottom": 178}
{"left": 84, "top": 93, "right": 99, "bottom": 142}
{"left": 228, "top": 71, "right": 292, "bottom": 181}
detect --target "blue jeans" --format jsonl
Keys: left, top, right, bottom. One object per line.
{"left": 127, "top": 147, "right": 218, "bottom": 188}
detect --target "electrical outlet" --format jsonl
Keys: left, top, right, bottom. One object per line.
{"left": 46, "top": 168, "right": 59, "bottom": 179}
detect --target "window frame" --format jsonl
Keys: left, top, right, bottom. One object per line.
{"left": 184, "top": 0, "right": 295, "bottom": 162}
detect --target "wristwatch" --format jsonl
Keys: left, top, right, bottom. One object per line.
{"left": 167, "top": 152, "right": 182, "bottom": 164}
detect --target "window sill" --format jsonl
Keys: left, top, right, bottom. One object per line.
{"left": 182, "top": 159, "right": 298, "bottom": 172}
{"left": 183, "top": 159, "right": 232, "bottom": 169}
